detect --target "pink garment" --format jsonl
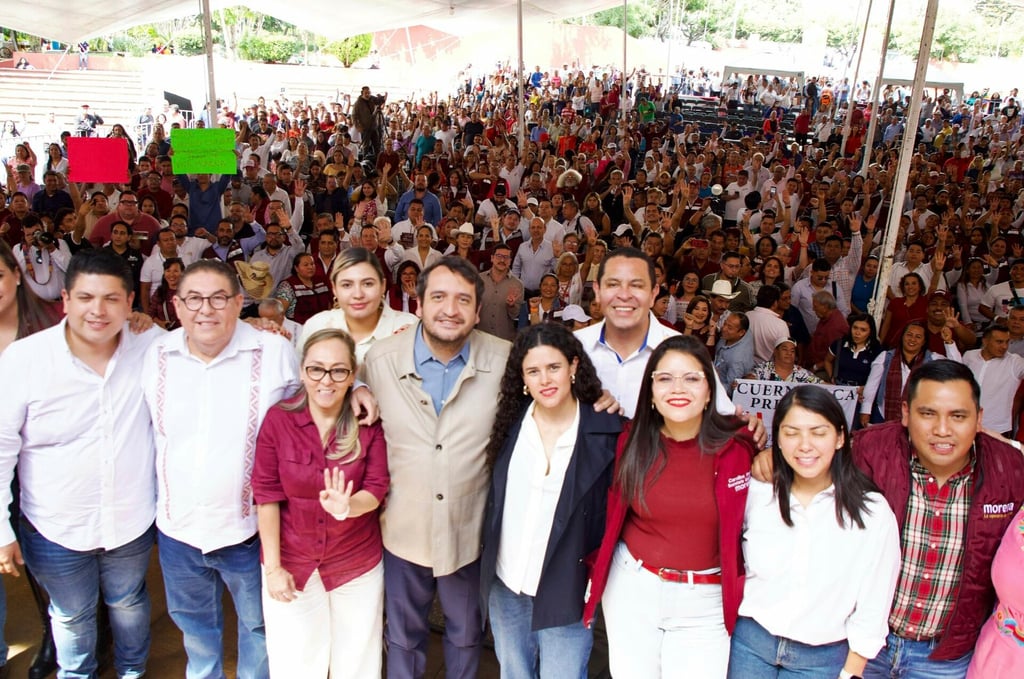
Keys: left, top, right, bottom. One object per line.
{"left": 967, "top": 506, "right": 1024, "bottom": 678}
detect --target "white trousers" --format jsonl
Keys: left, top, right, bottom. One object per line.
{"left": 262, "top": 561, "right": 384, "bottom": 678}
{"left": 602, "top": 542, "right": 730, "bottom": 679}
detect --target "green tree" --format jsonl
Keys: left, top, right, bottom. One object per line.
{"left": 324, "top": 34, "right": 373, "bottom": 67}
{"left": 588, "top": 5, "right": 656, "bottom": 38}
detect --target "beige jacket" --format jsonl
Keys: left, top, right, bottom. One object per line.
{"left": 362, "top": 324, "right": 511, "bottom": 576}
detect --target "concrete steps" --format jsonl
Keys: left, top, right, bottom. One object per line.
{"left": 0, "top": 67, "right": 161, "bottom": 143}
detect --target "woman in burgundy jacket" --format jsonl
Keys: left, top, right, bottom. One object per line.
{"left": 583, "top": 334, "right": 757, "bottom": 679}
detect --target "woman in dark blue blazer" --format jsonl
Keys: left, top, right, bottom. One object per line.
{"left": 480, "top": 323, "right": 622, "bottom": 679}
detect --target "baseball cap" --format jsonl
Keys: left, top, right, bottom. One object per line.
{"left": 774, "top": 337, "right": 797, "bottom": 349}
{"left": 613, "top": 224, "right": 634, "bottom": 237}
{"left": 526, "top": 197, "right": 539, "bottom": 207}
{"left": 561, "top": 304, "right": 591, "bottom": 323}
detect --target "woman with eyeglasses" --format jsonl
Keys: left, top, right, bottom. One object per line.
{"left": 253, "top": 328, "right": 388, "bottom": 678}
{"left": 584, "top": 335, "right": 758, "bottom": 678}
{"left": 728, "top": 387, "right": 899, "bottom": 679}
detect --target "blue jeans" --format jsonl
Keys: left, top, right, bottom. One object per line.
{"left": 864, "top": 632, "right": 972, "bottom": 679}
{"left": 728, "top": 616, "right": 849, "bottom": 678}
{"left": 157, "top": 531, "right": 268, "bottom": 679}
{"left": 19, "top": 519, "right": 153, "bottom": 679}
{"left": 488, "top": 579, "right": 593, "bottom": 679}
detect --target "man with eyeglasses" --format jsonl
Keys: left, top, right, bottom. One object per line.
{"left": 88, "top": 190, "right": 162, "bottom": 255}
{"left": 141, "top": 259, "right": 377, "bottom": 679}
{"left": 477, "top": 244, "right": 524, "bottom": 341}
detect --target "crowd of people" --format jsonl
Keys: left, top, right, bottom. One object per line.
{"left": 1, "top": 58, "right": 1024, "bottom": 679}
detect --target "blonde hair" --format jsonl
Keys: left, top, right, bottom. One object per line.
{"left": 284, "top": 328, "right": 362, "bottom": 463}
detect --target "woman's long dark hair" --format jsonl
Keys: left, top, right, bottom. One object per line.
{"left": 841, "top": 311, "right": 880, "bottom": 352}
{"left": 485, "top": 323, "right": 604, "bottom": 468}
{"left": 771, "top": 386, "right": 880, "bottom": 529}
{"left": 617, "top": 335, "right": 744, "bottom": 512}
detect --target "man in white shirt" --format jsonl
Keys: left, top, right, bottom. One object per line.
{"left": 979, "top": 258, "right": 1024, "bottom": 322}
{"left": 141, "top": 259, "right": 300, "bottom": 679}
{"left": 574, "top": 248, "right": 736, "bottom": 419}
{"left": 724, "top": 170, "right": 754, "bottom": 225}
{"left": 963, "top": 323, "right": 1024, "bottom": 435}
{"left": 13, "top": 214, "right": 72, "bottom": 301}
{"left": 391, "top": 199, "right": 435, "bottom": 250}
{"left": 140, "top": 227, "right": 182, "bottom": 303}
{"left": 0, "top": 249, "right": 164, "bottom": 678}
{"left": 747, "top": 285, "right": 792, "bottom": 363}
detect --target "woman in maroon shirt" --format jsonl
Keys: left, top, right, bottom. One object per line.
{"left": 253, "top": 328, "right": 389, "bottom": 678}
{"left": 583, "top": 335, "right": 757, "bottom": 679}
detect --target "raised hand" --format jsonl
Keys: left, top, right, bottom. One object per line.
{"left": 319, "top": 467, "right": 354, "bottom": 519}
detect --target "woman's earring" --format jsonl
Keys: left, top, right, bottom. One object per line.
{"left": 523, "top": 384, "right": 529, "bottom": 395}
{"left": 571, "top": 373, "right": 576, "bottom": 384}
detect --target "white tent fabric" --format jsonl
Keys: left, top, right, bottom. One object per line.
{"left": 6, "top": 0, "right": 623, "bottom": 44}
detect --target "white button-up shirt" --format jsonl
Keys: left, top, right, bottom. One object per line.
{"left": 575, "top": 314, "right": 734, "bottom": 418}
{"left": 962, "top": 349, "right": 1024, "bottom": 433}
{"left": 497, "top": 402, "right": 580, "bottom": 596}
{"left": 739, "top": 479, "right": 901, "bottom": 658}
{"left": 0, "top": 320, "right": 164, "bottom": 550}
{"left": 142, "top": 323, "right": 299, "bottom": 553}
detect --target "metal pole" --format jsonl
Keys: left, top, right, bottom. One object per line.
{"left": 860, "top": 0, "right": 896, "bottom": 176}
{"left": 200, "top": 0, "right": 218, "bottom": 126}
{"left": 621, "top": 0, "right": 628, "bottom": 118}
{"left": 869, "top": 0, "right": 940, "bottom": 326}
{"left": 517, "top": 0, "right": 525, "bottom": 152}
{"left": 840, "top": 0, "right": 873, "bottom": 157}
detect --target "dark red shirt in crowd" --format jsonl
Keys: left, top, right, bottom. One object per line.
{"left": 252, "top": 403, "right": 389, "bottom": 591}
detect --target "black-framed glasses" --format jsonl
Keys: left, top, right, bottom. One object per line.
{"left": 178, "top": 293, "right": 232, "bottom": 311}
{"left": 304, "top": 366, "right": 352, "bottom": 383}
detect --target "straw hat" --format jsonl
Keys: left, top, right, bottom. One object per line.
{"left": 234, "top": 261, "right": 275, "bottom": 299}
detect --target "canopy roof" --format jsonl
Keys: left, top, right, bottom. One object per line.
{"left": 6, "top": 0, "right": 622, "bottom": 44}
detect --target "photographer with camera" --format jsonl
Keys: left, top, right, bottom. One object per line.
{"left": 12, "top": 213, "right": 71, "bottom": 301}
{"left": 351, "top": 86, "right": 387, "bottom": 164}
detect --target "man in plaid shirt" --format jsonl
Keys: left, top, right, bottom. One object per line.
{"left": 753, "top": 360, "right": 1024, "bottom": 678}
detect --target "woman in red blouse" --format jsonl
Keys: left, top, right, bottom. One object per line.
{"left": 583, "top": 335, "right": 757, "bottom": 679}
{"left": 253, "top": 328, "right": 389, "bottom": 678}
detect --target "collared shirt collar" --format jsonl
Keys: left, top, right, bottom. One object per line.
{"left": 414, "top": 323, "right": 471, "bottom": 369}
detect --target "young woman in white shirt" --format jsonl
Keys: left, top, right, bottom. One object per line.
{"left": 727, "top": 386, "right": 901, "bottom": 679}
{"left": 479, "top": 323, "right": 621, "bottom": 679}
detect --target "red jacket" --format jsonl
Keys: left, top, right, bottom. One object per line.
{"left": 852, "top": 422, "right": 1024, "bottom": 660}
{"left": 583, "top": 423, "right": 756, "bottom": 633}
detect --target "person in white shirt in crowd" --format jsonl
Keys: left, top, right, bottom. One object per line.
{"left": 140, "top": 227, "right": 181, "bottom": 304}
{"left": 13, "top": 213, "right": 72, "bottom": 301}
{"left": 962, "top": 323, "right": 1024, "bottom": 436}
{"left": 728, "top": 387, "right": 900, "bottom": 679}
{"left": 168, "top": 213, "right": 208, "bottom": 265}
{"left": 979, "top": 258, "right": 1024, "bottom": 324}
{"left": 723, "top": 170, "right": 754, "bottom": 226}
{"left": 475, "top": 183, "right": 517, "bottom": 229}
{"left": 0, "top": 249, "right": 164, "bottom": 678}
{"left": 300, "top": 247, "right": 418, "bottom": 362}
{"left": 747, "top": 284, "right": 791, "bottom": 363}
{"left": 258, "top": 297, "right": 302, "bottom": 351}
{"left": 391, "top": 199, "right": 436, "bottom": 251}
{"left": 887, "top": 241, "right": 942, "bottom": 298}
